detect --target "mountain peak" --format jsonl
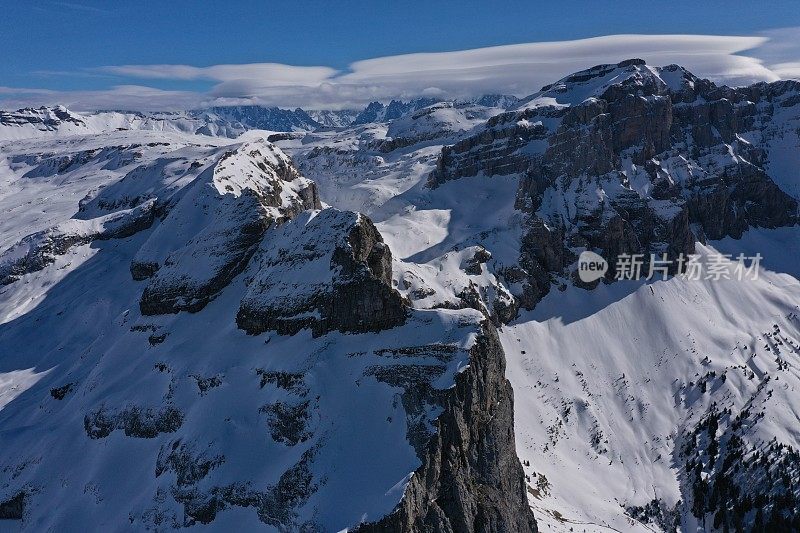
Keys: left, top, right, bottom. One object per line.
{"left": 351, "top": 97, "right": 441, "bottom": 125}
{"left": 617, "top": 57, "right": 647, "bottom": 67}
{"left": 517, "top": 60, "right": 705, "bottom": 111}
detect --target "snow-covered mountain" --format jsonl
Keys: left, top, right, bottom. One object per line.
{"left": 351, "top": 98, "right": 442, "bottom": 126}
{"left": 199, "top": 106, "right": 322, "bottom": 133}
{"left": 0, "top": 105, "right": 98, "bottom": 140}
{"left": 0, "top": 130, "right": 534, "bottom": 530}
{"left": 466, "top": 94, "right": 521, "bottom": 109}
{"left": 275, "top": 59, "right": 800, "bottom": 531}
{"left": 0, "top": 107, "right": 207, "bottom": 141}
{"left": 305, "top": 109, "right": 360, "bottom": 129}
{"left": 0, "top": 106, "right": 323, "bottom": 141}
{"left": 350, "top": 96, "right": 522, "bottom": 128}
{"left": 1, "top": 59, "right": 799, "bottom": 531}
{"left": 0, "top": 97, "right": 519, "bottom": 142}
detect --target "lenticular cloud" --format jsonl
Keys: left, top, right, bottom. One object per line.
{"left": 0, "top": 32, "right": 795, "bottom": 110}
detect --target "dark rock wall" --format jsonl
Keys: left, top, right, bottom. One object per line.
{"left": 360, "top": 322, "right": 538, "bottom": 533}
{"left": 429, "top": 61, "right": 799, "bottom": 309}
{"left": 236, "top": 212, "right": 408, "bottom": 337}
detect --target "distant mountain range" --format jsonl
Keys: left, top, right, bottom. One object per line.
{"left": 0, "top": 94, "right": 523, "bottom": 141}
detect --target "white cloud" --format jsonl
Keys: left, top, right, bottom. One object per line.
{"left": 2, "top": 31, "right": 799, "bottom": 111}
{"left": 0, "top": 85, "right": 207, "bottom": 111}
{"left": 328, "top": 34, "right": 779, "bottom": 104}
{"left": 99, "top": 63, "right": 336, "bottom": 87}
{"left": 745, "top": 27, "right": 800, "bottom": 80}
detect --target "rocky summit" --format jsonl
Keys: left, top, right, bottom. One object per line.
{"left": 0, "top": 127, "right": 535, "bottom": 531}
{"left": 429, "top": 60, "right": 798, "bottom": 307}
{"left": 0, "top": 58, "right": 799, "bottom": 532}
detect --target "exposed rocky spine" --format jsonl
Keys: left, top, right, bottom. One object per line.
{"left": 360, "top": 322, "right": 538, "bottom": 533}
{"left": 429, "top": 59, "right": 798, "bottom": 309}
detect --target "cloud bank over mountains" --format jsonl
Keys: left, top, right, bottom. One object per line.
{"left": 2, "top": 31, "right": 800, "bottom": 111}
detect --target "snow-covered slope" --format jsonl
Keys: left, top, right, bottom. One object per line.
{"left": 274, "top": 59, "right": 800, "bottom": 531}
{"left": 275, "top": 99, "right": 511, "bottom": 217}
{"left": 0, "top": 244, "right": 491, "bottom": 529}
{"left": 506, "top": 246, "right": 800, "bottom": 531}
{"left": 2, "top": 58, "right": 800, "bottom": 532}
{"left": 0, "top": 129, "right": 535, "bottom": 530}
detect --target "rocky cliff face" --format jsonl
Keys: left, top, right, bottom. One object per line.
{"left": 360, "top": 322, "right": 538, "bottom": 533}
{"left": 236, "top": 209, "right": 408, "bottom": 337}
{"left": 0, "top": 129, "right": 537, "bottom": 531}
{"left": 429, "top": 59, "right": 798, "bottom": 309}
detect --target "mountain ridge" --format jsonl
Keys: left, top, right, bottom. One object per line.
{"left": 0, "top": 94, "right": 526, "bottom": 141}
{"left": 0, "top": 129, "right": 537, "bottom": 530}
{"left": 0, "top": 59, "right": 799, "bottom": 531}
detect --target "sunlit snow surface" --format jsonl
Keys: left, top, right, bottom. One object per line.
{"left": 1, "top": 60, "right": 800, "bottom": 530}
{"left": 504, "top": 246, "right": 800, "bottom": 531}
{"left": 273, "top": 63, "right": 800, "bottom": 531}
{"left": 0, "top": 129, "right": 483, "bottom": 530}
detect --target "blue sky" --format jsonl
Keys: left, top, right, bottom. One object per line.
{"left": 3, "top": 1, "right": 800, "bottom": 110}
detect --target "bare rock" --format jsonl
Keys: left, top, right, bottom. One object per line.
{"left": 359, "top": 322, "right": 538, "bottom": 533}
{"left": 237, "top": 209, "right": 407, "bottom": 337}
{"left": 138, "top": 141, "right": 320, "bottom": 315}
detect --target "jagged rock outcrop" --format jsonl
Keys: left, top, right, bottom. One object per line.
{"left": 359, "top": 322, "right": 538, "bottom": 533}
{"left": 84, "top": 405, "right": 184, "bottom": 439}
{"left": 135, "top": 141, "right": 320, "bottom": 314}
{"left": 200, "top": 105, "right": 322, "bottom": 132}
{"left": 429, "top": 59, "right": 798, "bottom": 308}
{"left": 469, "top": 94, "right": 521, "bottom": 109}
{"left": 397, "top": 246, "right": 519, "bottom": 325}
{"left": 353, "top": 98, "right": 441, "bottom": 126}
{"left": 428, "top": 114, "right": 546, "bottom": 186}
{"left": 155, "top": 441, "right": 225, "bottom": 487}
{"left": 237, "top": 208, "right": 407, "bottom": 336}
{"left": 306, "top": 109, "right": 359, "bottom": 128}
